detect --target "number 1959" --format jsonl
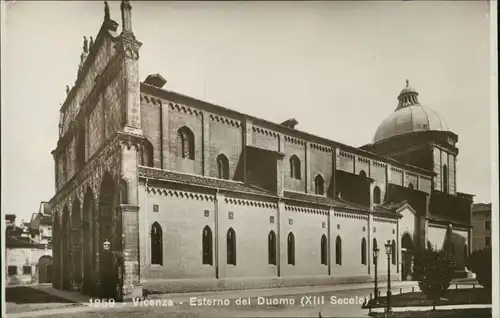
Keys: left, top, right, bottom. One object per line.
{"left": 89, "top": 298, "right": 116, "bottom": 307}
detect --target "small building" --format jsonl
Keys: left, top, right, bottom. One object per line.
{"left": 471, "top": 203, "right": 492, "bottom": 251}
{"left": 5, "top": 236, "right": 53, "bottom": 286}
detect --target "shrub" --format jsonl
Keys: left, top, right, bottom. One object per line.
{"left": 413, "top": 246, "right": 456, "bottom": 310}
{"left": 466, "top": 247, "right": 492, "bottom": 290}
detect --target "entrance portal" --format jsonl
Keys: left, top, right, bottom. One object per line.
{"left": 401, "top": 233, "right": 414, "bottom": 281}
{"left": 38, "top": 255, "right": 53, "bottom": 284}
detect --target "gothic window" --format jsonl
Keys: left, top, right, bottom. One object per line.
{"left": 321, "top": 234, "right": 328, "bottom": 265}
{"left": 119, "top": 179, "right": 128, "bottom": 204}
{"left": 361, "top": 238, "right": 367, "bottom": 265}
{"left": 142, "top": 139, "right": 154, "bottom": 167}
{"left": 373, "top": 186, "right": 381, "bottom": 204}
{"left": 314, "top": 174, "right": 325, "bottom": 195}
{"left": 335, "top": 236, "right": 342, "bottom": 265}
{"left": 443, "top": 164, "right": 449, "bottom": 194}
{"left": 359, "top": 170, "right": 367, "bottom": 178}
{"left": 202, "top": 226, "right": 213, "bottom": 265}
{"left": 290, "top": 155, "right": 301, "bottom": 179}
{"left": 408, "top": 183, "right": 414, "bottom": 190}
{"left": 177, "top": 126, "right": 195, "bottom": 160}
{"left": 287, "top": 232, "right": 295, "bottom": 265}
{"left": 151, "top": 222, "right": 163, "bottom": 265}
{"left": 391, "top": 240, "right": 396, "bottom": 265}
{"left": 227, "top": 228, "right": 236, "bottom": 265}
{"left": 268, "top": 231, "right": 277, "bottom": 265}
{"left": 217, "top": 154, "right": 230, "bottom": 180}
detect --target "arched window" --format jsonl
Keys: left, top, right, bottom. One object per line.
{"left": 268, "top": 231, "right": 277, "bottom": 265}
{"left": 408, "top": 183, "right": 414, "bottom": 190}
{"left": 142, "top": 139, "right": 154, "bottom": 167}
{"left": 361, "top": 238, "right": 367, "bottom": 265}
{"left": 227, "top": 228, "right": 236, "bottom": 265}
{"left": 151, "top": 222, "right": 163, "bottom": 265}
{"left": 443, "top": 164, "right": 449, "bottom": 194}
{"left": 321, "top": 235, "right": 328, "bottom": 265}
{"left": 202, "top": 226, "right": 213, "bottom": 265}
{"left": 391, "top": 240, "right": 396, "bottom": 265}
{"left": 217, "top": 154, "right": 230, "bottom": 180}
{"left": 335, "top": 236, "right": 342, "bottom": 265}
{"left": 177, "top": 126, "right": 195, "bottom": 160}
{"left": 373, "top": 238, "right": 378, "bottom": 251}
{"left": 373, "top": 186, "right": 381, "bottom": 204}
{"left": 287, "top": 232, "right": 295, "bottom": 265}
{"left": 314, "top": 174, "right": 324, "bottom": 195}
{"left": 359, "top": 170, "right": 367, "bottom": 178}
{"left": 289, "top": 155, "right": 301, "bottom": 179}
{"left": 119, "top": 179, "right": 128, "bottom": 204}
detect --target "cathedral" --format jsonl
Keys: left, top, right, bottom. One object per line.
{"left": 49, "top": 1, "right": 474, "bottom": 300}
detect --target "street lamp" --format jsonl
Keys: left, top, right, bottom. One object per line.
{"left": 373, "top": 247, "right": 379, "bottom": 301}
{"left": 384, "top": 240, "right": 392, "bottom": 313}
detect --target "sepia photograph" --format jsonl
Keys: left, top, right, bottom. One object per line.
{"left": 1, "top": 1, "right": 498, "bottom": 317}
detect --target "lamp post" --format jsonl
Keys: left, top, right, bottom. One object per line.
{"left": 373, "top": 247, "right": 379, "bottom": 301}
{"left": 384, "top": 240, "right": 392, "bottom": 313}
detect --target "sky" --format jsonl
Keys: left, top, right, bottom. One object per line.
{"left": 1, "top": 1, "right": 493, "bottom": 224}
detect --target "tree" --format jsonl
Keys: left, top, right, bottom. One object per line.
{"left": 413, "top": 246, "right": 456, "bottom": 310}
{"left": 466, "top": 247, "right": 492, "bottom": 291}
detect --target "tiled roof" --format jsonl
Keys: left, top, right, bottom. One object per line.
{"left": 377, "top": 200, "right": 409, "bottom": 212}
{"left": 427, "top": 214, "right": 472, "bottom": 228}
{"left": 5, "top": 235, "right": 48, "bottom": 249}
{"left": 40, "top": 215, "right": 52, "bottom": 226}
{"left": 472, "top": 203, "right": 491, "bottom": 212}
{"left": 138, "top": 167, "right": 275, "bottom": 197}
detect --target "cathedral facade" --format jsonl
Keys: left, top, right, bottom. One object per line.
{"left": 49, "top": 1, "right": 474, "bottom": 300}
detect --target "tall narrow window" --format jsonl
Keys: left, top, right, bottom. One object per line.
{"left": 151, "top": 222, "right": 163, "bottom": 265}
{"left": 391, "top": 240, "right": 396, "bottom": 265}
{"left": 335, "top": 236, "right": 342, "bottom": 265}
{"left": 202, "top": 226, "right": 213, "bottom": 265}
{"left": 464, "top": 244, "right": 468, "bottom": 259}
{"left": 289, "top": 155, "right": 301, "bottom": 179}
{"left": 287, "top": 232, "right": 295, "bottom": 265}
{"left": 268, "top": 231, "right": 277, "bottom": 265}
{"left": 373, "top": 186, "right": 381, "bottom": 204}
{"left": 177, "top": 126, "right": 195, "bottom": 160}
{"left": 321, "top": 235, "right": 328, "bottom": 265}
{"left": 408, "top": 183, "right": 414, "bottom": 190}
{"left": 443, "top": 164, "right": 448, "bottom": 194}
{"left": 373, "top": 238, "right": 378, "bottom": 251}
{"left": 142, "top": 139, "right": 154, "bottom": 167}
{"left": 227, "top": 228, "right": 236, "bottom": 265}
{"left": 119, "top": 179, "right": 128, "bottom": 204}
{"left": 217, "top": 154, "right": 230, "bottom": 180}
{"left": 315, "top": 174, "right": 325, "bottom": 195}
{"left": 359, "top": 170, "right": 367, "bottom": 178}
{"left": 361, "top": 238, "right": 367, "bottom": 265}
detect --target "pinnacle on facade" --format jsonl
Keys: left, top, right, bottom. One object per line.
{"left": 121, "top": 0, "right": 134, "bottom": 37}
{"left": 104, "top": 1, "right": 110, "bottom": 21}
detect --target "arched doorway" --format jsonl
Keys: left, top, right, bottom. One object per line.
{"left": 98, "top": 173, "right": 119, "bottom": 299}
{"left": 401, "top": 233, "right": 414, "bottom": 281}
{"left": 38, "top": 255, "right": 53, "bottom": 284}
{"left": 82, "top": 188, "right": 94, "bottom": 295}
{"left": 61, "top": 205, "right": 72, "bottom": 290}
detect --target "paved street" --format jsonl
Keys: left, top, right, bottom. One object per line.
{"left": 7, "top": 283, "right": 417, "bottom": 318}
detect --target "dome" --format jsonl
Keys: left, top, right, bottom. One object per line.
{"left": 373, "top": 80, "right": 450, "bottom": 144}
